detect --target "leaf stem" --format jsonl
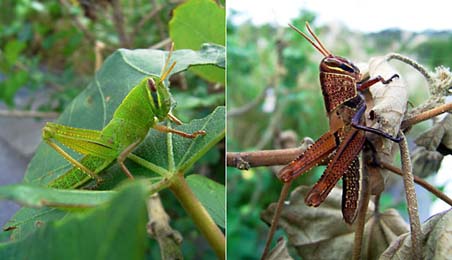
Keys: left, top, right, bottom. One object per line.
{"left": 352, "top": 166, "right": 370, "bottom": 260}
{"left": 128, "top": 153, "right": 170, "bottom": 177}
{"left": 399, "top": 131, "right": 422, "bottom": 260}
{"left": 166, "top": 123, "right": 176, "bottom": 173}
{"left": 169, "top": 174, "right": 225, "bottom": 259}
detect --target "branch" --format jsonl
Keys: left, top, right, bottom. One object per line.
{"left": 386, "top": 53, "right": 434, "bottom": 84}
{"left": 352, "top": 165, "right": 370, "bottom": 260}
{"left": 149, "top": 38, "right": 172, "bottom": 49}
{"left": 399, "top": 131, "right": 422, "bottom": 260}
{"left": 261, "top": 182, "right": 292, "bottom": 260}
{"left": 131, "top": 3, "right": 163, "bottom": 42}
{"left": 169, "top": 174, "right": 225, "bottom": 259}
{"left": 227, "top": 87, "right": 268, "bottom": 118}
{"left": 401, "top": 102, "right": 452, "bottom": 129}
{"left": 380, "top": 161, "right": 452, "bottom": 206}
{"left": 0, "top": 109, "right": 59, "bottom": 119}
{"left": 227, "top": 147, "right": 306, "bottom": 169}
{"left": 147, "top": 193, "right": 183, "bottom": 259}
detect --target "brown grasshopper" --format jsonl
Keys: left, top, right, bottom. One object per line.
{"left": 261, "top": 23, "right": 401, "bottom": 259}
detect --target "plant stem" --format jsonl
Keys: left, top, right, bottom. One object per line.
{"left": 261, "top": 181, "right": 292, "bottom": 260}
{"left": 169, "top": 174, "right": 225, "bottom": 259}
{"left": 352, "top": 165, "right": 370, "bottom": 260}
{"left": 227, "top": 147, "right": 308, "bottom": 168}
{"left": 380, "top": 161, "right": 452, "bottom": 206}
{"left": 401, "top": 102, "right": 452, "bottom": 129}
{"left": 128, "top": 153, "right": 170, "bottom": 177}
{"left": 399, "top": 131, "right": 422, "bottom": 260}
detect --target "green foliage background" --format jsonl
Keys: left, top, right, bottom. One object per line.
{"left": 227, "top": 10, "right": 450, "bottom": 259}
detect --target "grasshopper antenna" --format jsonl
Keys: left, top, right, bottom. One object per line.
{"left": 160, "top": 42, "right": 177, "bottom": 82}
{"left": 288, "top": 22, "right": 332, "bottom": 57}
{"left": 261, "top": 181, "right": 292, "bottom": 260}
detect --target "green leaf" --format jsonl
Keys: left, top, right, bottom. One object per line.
{"left": 170, "top": 0, "right": 225, "bottom": 83}
{"left": 4, "top": 40, "right": 26, "bottom": 66}
{"left": 0, "top": 70, "right": 28, "bottom": 107}
{"left": 186, "top": 174, "right": 225, "bottom": 228}
{"left": 0, "top": 184, "right": 114, "bottom": 208}
{"left": 9, "top": 46, "right": 224, "bottom": 239}
{"left": 0, "top": 182, "right": 149, "bottom": 260}
{"left": 25, "top": 45, "right": 225, "bottom": 187}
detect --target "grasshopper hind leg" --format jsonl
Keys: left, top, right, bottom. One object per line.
{"left": 153, "top": 124, "right": 206, "bottom": 138}
{"left": 43, "top": 137, "right": 102, "bottom": 183}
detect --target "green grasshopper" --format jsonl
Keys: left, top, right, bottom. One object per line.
{"left": 43, "top": 46, "right": 206, "bottom": 189}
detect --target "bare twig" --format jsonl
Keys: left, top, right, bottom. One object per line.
{"left": 380, "top": 161, "right": 452, "bottom": 206}
{"left": 401, "top": 102, "right": 452, "bottom": 129}
{"left": 261, "top": 182, "right": 292, "bottom": 260}
{"left": 150, "top": 38, "right": 172, "bottom": 49}
{"left": 399, "top": 131, "right": 422, "bottom": 260}
{"left": 386, "top": 53, "right": 434, "bottom": 84}
{"left": 352, "top": 165, "right": 370, "bottom": 260}
{"left": 227, "top": 147, "right": 307, "bottom": 169}
{"left": 0, "top": 109, "right": 59, "bottom": 119}
{"left": 131, "top": 3, "right": 164, "bottom": 42}
{"left": 110, "top": 0, "right": 131, "bottom": 48}
{"left": 147, "top": 193, "right": 183, "bottom": 259}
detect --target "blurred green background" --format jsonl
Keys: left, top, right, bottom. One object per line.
{"left": 227, "top": 8, "right": 452, "bottom": 259}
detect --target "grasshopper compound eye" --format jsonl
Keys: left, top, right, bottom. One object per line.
{"left": 147, "top": 78, "right": 157, "bottom": 92}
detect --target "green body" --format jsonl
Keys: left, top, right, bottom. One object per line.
{"left": 44, "top": 75, "right": 171, "bottom": 189}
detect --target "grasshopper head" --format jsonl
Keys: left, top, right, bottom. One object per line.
{"left": 147, "top": 76, "right": 174, "bottom": 121}
{"left": 147, "top": 45, "right": 178, "bottom": 121}
{"left": 289, "top": 22, "right": 363, "bottom": 112}
{"left": 320, "top": 55, "right": 361, "bottom": 81}
{"left": 289, "top": 23, "right": 361, "bottom": 81}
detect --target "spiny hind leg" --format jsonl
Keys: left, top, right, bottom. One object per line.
{"left": 43, "top": 138, "right": 102, "bottom": 183}
{"left": 42, "top": 123, "right": 105, "bottom": 183}
{"left": 153, "top": 124, "right": 206, "bottom": 139}
{"left": 117, "top": 140, "right": 143, "bottom": 179}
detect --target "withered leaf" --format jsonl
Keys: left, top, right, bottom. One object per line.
{"left": 412, "top": 114, "right": 452, "bottom": 178}
{"left": 261, "top": 186, "right": 408, "bottom": 259}
{"left": 267, "top": 238, "right": 294, "bottom": 260}
{"left": 365, "top": 57, "right": 407, "bottom": 158}
{"left": 380, "top": 208, "right": 452, "bottom": 259}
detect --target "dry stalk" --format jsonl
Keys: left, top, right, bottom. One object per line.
{"left": 398, "top": 131, "right": 422, "bottom": 260}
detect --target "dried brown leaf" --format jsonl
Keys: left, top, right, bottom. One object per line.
{"left": 412, "top": 114, "right": 452, "bottom": 178}
{"left": 380, "top": 208, "right": 452, "bottom": 259}
{"left": 267, "top": 238, "right": 294, "bottom": 260}
{"left": 261, "top": 186, "right": 408, "bottom": 260}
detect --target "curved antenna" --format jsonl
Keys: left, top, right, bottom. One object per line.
{"left": 160, "top": 42, "right": 177, "bottom": 82}
{"left": 288, "top": 23, "right": 331, "bottom": 57}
